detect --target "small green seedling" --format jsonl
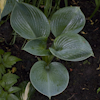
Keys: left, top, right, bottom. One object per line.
{"left": 97, "top": 87, "right": 100, "bottom": 94}
{"left": 0, "top": 49, "right": 21, "bottom": 100}
{"left": 90, "top": 0, "right": 100, "bottom": 19}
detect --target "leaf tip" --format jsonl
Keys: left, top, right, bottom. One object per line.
{"left": 91, "top": 52, "right": 95, "bottom": 57}
{"left": 49, "top": 96, "right": 51, "bottom": 100}
{"left": 97, "top": 87, "right": 100, "bottom": 94}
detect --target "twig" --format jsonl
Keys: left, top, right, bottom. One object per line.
{"left": 67, "top": 94, "right": 75, "bottom": 100}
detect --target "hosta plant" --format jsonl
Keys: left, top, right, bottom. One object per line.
{"left": 0, "top": 0, "right": 63, "bottom": 20}
{"left": 0, "top": 49, "right": 21, "bottom": 100}
{"left": 10, "top": 1, "right": 94, "bottom": 99}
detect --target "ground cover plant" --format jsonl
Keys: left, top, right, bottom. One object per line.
{"left": 0, "top": 0, "right": 100, "bottom": 100}
{"left": 0, "top": 49, "right": 21, "bottom": 100}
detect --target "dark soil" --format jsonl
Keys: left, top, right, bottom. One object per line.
{"left": 0, "top": 0, "right": 100, "bottom": 100}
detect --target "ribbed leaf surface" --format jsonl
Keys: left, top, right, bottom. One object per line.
{"left": 23, "top": 37, "right": 51, "bottom": 56}
{"left": 30, "top": 61, "right": 69, "bottom": 99}
{"left": 49, "top": 33, "right": 94, "bottom": 61}
{"left": 1, "top": 0, "right": 23, "bottom": 19}
{"left": 10, "top": 2, "right": 50, "bottom": 39}
{"left": 50, "top": 7, "right": 85, "bottom": 37}
{"left": 1, "top": 0, "right": 15, "bottom": 19}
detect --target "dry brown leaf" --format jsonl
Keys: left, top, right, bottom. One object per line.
{"left": 0, "top": 0, "right": 7, "bottom": 19}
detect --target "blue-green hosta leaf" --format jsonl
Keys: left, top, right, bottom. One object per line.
{"left": 1, "top": 0, "right": 24, "bottom": 19}
{"left": 50, "top": 7, "right": 85, "bottom": 37}
{"left": 49, "top": 33, "right": 94, "bottom": 61}
{"left": 23, "top": 37, "right": 51, "bottom": 56}
{"left": 10, "top": 2, "right": 50, "bottom": 39}
{"left": 1, "top": 0, "right": 15, "bottom": 19}
{"left": 30, "top": 61, "right": 69, "bottom": 99}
